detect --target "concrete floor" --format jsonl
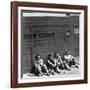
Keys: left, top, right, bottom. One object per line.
{"left": 23, "top": 57, "right": 80, "bottom": 79}
{"left": 23, "top": 67, "right": 80, "bottom": 79}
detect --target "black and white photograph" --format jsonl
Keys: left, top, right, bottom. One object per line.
{"left": 11, "top": 2, "right": 87, "bottom": 87}
{"left": 18, "top": 7, "right": 84, "bottom": 83}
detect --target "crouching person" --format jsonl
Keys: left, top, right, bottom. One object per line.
{"left": 47, "top": 54, "right": 61, "bottom": 75}
{"left": 54, "top": 52, "right": 65, "bottom": 70}
{"left": 63, "top": 50, "right": 79, "bottom": 68}
{"left": 33, "top": 54, "right": 49, "bottom": 76}
{"left": 54, "top": 52, "right": 71, "bottom": 71}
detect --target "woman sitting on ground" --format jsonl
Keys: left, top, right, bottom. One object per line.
{"left": 54, "top": 52, "right": 70, "bottom": 71}
{"left": 62, "top": 50, "right": 79, "bottom": 68}
{"left": 54, "top": 52, "right": 65, "bottom": 70}
{"left": 46, "top": 54, "right": 61, "bottom": 74}
{"left": 32, "top": 54, "right": 49, "bottom": 76}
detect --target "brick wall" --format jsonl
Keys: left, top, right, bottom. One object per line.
{"left": 21, "top": 16, "right": 79, "bottom": 76}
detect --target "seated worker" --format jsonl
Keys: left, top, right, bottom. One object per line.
{"left": 46, "top": 54, "right": 61, "bottom": 74}
{"left": 54, "top": 52, "right": 70, "bottom": 71}
{"left": 54, "top": 52, "right": 65, "bottom": 70}
{"left": 62, "top": 50, "right": 79, "bottom": 68}
{"left": 32, "top": 54, "right": 49, "bottom": 76}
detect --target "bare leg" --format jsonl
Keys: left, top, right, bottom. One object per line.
{"left": 56, "top": 67, "right": 61, "bottom": 74}
{"left": 63, "top": 61, "right": 70, "bottom": 70}
{"left": 43, "top": 65, "right": 50, "bottom": 76}
{"left": 35, "top": 66, "right": 43, "bottom": 76}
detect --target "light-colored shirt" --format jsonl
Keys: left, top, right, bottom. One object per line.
{"left": 54, "top": 56, "right": 63, "bottom": 64}
{"left": 64, "top": 55, "right": 74, "bottom": 61}
{"left": 35, "top": 59, "right": 44, "bottom": 67}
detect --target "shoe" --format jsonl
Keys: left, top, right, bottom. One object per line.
{"left": 38, "top": 73, "right": 43, "bottom": 76}
{"left": 47, "top": 73, "right": 50, "bottom": 76}
{"left": 75, "top": 65, "right": 79, "bottom": 68}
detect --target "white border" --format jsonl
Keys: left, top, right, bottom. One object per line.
{"left": 18, "top": 7, "right": 84, "bottom": 83}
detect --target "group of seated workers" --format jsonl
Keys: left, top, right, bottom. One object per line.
{"left": 31, "top": 50, "right": 79, "bottom": 76}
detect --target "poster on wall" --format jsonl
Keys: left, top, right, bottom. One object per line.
{"left": 11, "top": 1, "right": 88, "bottom": 88}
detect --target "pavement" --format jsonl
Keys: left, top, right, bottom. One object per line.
{"left": 23, "top": 57, "right": 80, "bottom": 79}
